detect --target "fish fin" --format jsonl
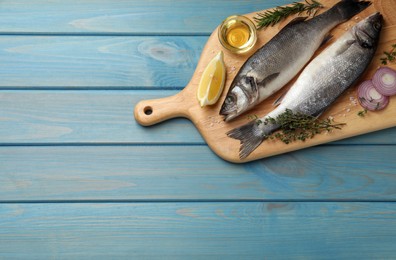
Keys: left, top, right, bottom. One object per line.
{"left": 335, "top": 39, "right": 356, "bottom": 56}
{"left": 320, "top": 34, "right": 333, "bottom": 47}
{"left": 227, "top": 121, "right": 266, "bottom": 159}
{"left": 258, "top": 72, "right": 280, "bottom": 87}
{"left": 335, "top": 0, "right": 371, "bottom": 21}
{"left": 246, "top": 76, "right": 258, "bottom": 92}
{"left": 244, "top": 76, "right": 259, "bottom": 102}
{"left": 273, "top": 91, "right": 286, "bottom": 107}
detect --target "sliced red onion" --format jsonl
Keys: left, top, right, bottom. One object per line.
{"left": 372, "top": 67, "right": 396, "bottom": 96}
{"left": 357, "top": 80, "right": 389, "bottom": 111}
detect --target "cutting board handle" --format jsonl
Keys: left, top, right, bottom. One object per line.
{"left": 134, "top": 91, "right": 191, "bottom": 126}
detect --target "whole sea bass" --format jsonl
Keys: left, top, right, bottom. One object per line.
{"left": 220, "top": 0, "right": 370, "bottom": 121}
{"left": 227, "top": 12, "right": 382, "bottom": 159}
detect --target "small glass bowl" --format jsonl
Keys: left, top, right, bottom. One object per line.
{"left": 218, "top": 15, "right": 257, "bottom": 54}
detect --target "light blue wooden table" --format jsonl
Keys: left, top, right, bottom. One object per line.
{"left": 1, "top": 0, "right": 396, "bottom": 258}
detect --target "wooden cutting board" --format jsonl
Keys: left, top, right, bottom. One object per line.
{"left": 134, "top": 0, "right": 396, "bottom": 163}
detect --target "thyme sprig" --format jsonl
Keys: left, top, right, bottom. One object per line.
{"left": 357, "top": 109, "right": 368, "bottom": 117}
{"left": 254, "top": 0, "right": 323, "bottom": 30}
{"left": 256, "top": 109, "right": 345, "bottom": 144}
{"left": 380, "top": 44, "right": 396, "bottom": 65}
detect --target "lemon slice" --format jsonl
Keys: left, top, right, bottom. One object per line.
{"left": 197, "top": 51, "right": 226, "bottom": 107}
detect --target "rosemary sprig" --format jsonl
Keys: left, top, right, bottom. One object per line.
{"left": 254, "top": 0, "right": 323, "bottom": 30}
{"left": 257, "top": 109, "right": 345, "bottom": 144}
{"left": 380, "top": 44, "right": 396, "bottom": 65}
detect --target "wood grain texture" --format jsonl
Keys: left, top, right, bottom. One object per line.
{"left": 1, "top": 0, "right": 396, "bottom": 258}
{"left": 0, "top": 0, "right": 291, "bottom": 34}
{"left": 0, "top": 36, "right": 204, "bottom": 88}
{"left": 1, "top": 202, "right": 396, "bottom": 259}
{"left": 134, "top": 0, "right": 396, "bottom": 162}
{"left": 1, "top": 90, "right": 396, "bottom": 144}
{"left": 1, "top": 145, "right": 396, "bottom": 201}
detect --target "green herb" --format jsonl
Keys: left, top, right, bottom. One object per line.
{"left": 254, "top": 0, "right": 323, "bottom": 30}
{"left": 258, "top": 109, "right": 345, "bottom": 144}
{"left": 247, "top": 114, "right": 259, "bottom": 120}
{"left": 357, "top": 109, "right": 368, "bottom": 117}
{"left": 380, "top": 43, "right": 396, "bottom": 65}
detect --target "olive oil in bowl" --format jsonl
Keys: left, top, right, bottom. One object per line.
{"left": 218, "top": 15, "right": 257, "bottom": 54}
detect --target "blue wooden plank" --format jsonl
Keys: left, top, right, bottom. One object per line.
{"left": 0, "top": 202, "right": 395, "bottom": 259}
{"left": 1, "top": 145, "right": 395, "bottom": 201}
{"left": 0, "top": 90, "right": 201, "bottom": 143}
{"left": 1, "top": 0, "right": 394, "bottom": 258}
{"left": 1, "top": 90, "right": 395, "bottom": 144}
{"left": 0, "top": 0, "right": 291, "bottom": 34}
{"left": 0, "top": 36, "right": 204, "bottom": 88}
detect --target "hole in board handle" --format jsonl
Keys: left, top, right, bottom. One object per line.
{"left": 144, "top": 106, "right": 153, "bottom": 115}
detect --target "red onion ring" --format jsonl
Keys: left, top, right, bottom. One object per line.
{"left": 372, "top": 67, "right": 396, "bottom": 96}
{"left": 357, "top": 80, "right": 389, "bottom": 111}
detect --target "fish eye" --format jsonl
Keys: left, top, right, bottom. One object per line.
{"left": 373, "top": 22, "right": 381, "bottom": 31}
{"left": 226, "top": 95, "right": 236, "bottom": 104}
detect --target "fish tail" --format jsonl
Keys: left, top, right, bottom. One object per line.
{"left": 227, "top": 121, "right": 270, "bottom": 160}
{"left": 335, "top": 0, "right": 371, "bottom": 21}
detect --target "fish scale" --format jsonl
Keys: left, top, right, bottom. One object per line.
{"left": 227, "top": 12, "right": 383, "bottom": 160}
{"left": 220, "top": 0, "right": 371, "bottom": 121}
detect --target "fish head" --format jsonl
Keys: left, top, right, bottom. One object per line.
{"left": 220, "top": 76, "right": 254, "bottom": 121}
{"left": 354, "top": 12, "right": 382, "bottom": 49}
